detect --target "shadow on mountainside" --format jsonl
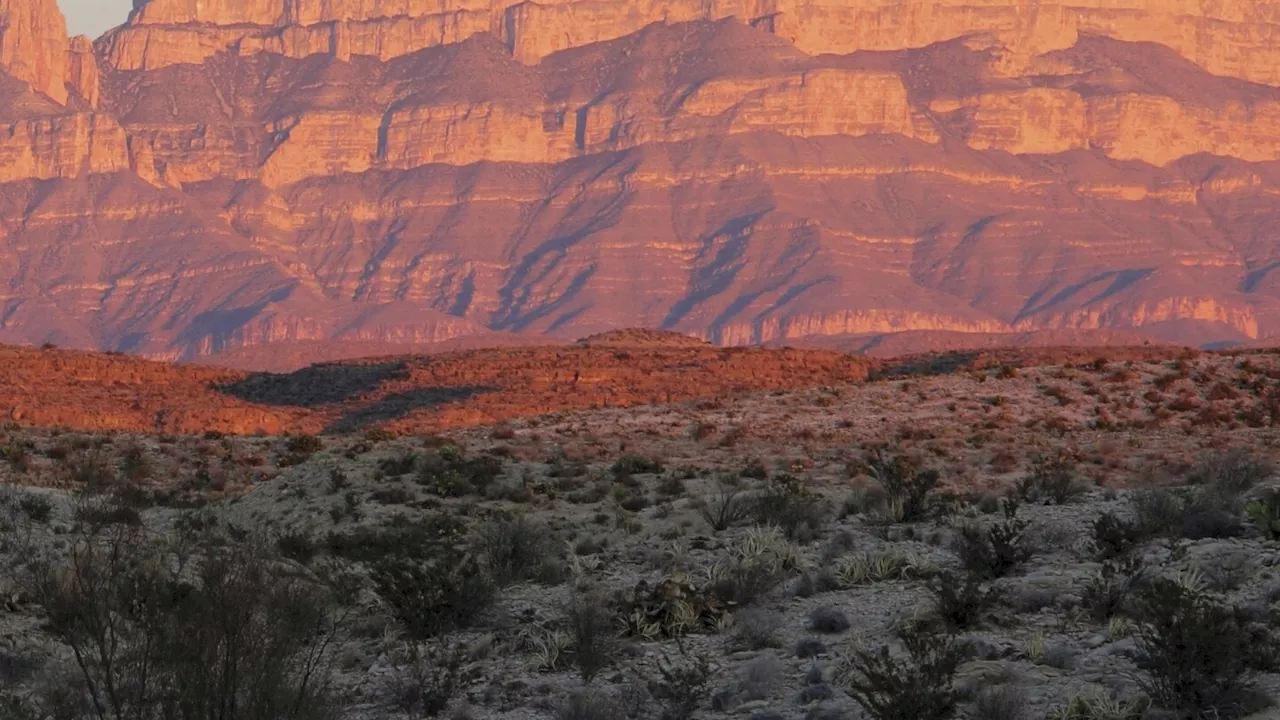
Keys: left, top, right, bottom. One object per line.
{"left": 214, "top": 361, "right": 412, "bottom": 407}
{"left": 324, "top": 386, "right": 496, "bottom": 433}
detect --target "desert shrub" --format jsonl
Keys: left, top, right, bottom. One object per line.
{"left": 472, "top": 515, "right": 563, "bottom": 586}
{"left": 730, "top": 608, "right": 782, "bottom": 651}
{"left": 1130, "top": 578, "right": 1280, "bottom": 718}
{"left": 415, "top": 445, "right": 505, "bottom": 497}
{"left": 1127, "top": 487, "right": 1244, "bottom": 541}
{"left": 795, "top": 637, "right": 827, "bottom": 659}
{"left": 926, "top": 571, "right": 1002, "bottom": 630}
{"left": 566, "top": 591, "right": 618, "bottom": 682}
{"left": 351, "top": 516, "right": 495, "bottom": 639}
{"left": 73, "top": 494, "right": 142, "bottom": 527}
{"left": 657, "top": 474, "right": 687, "bottom": 498}
{"left": 611, "top": 454, "right": 663, "bottom": 478}
{"left": 65, "top": 449, "right": 118, "bottom": 489}
{"left": 971, "top": 686, "right": 1028, "bottom": 720}
{"left": 739, "top": 652, "right": 785, "bottom": 701}
{"left": 1090, "top": 511, "right": 1147, "bottom": 560}
{"left": 794, "top": 684, "right": 835, "bottom": 706}
{"left": 863, "top": 449, "right": 941, "bottom": 523}
{"left": 1045, "top": 694, "right": 1147, "bottom": 720}
{"left": 696, "top": 482, "right": 752, "bottom": 532}
{"left": 750, "top": 474, "right": 828, "bottom": 540}
{"left": 1179, "top": 491, "right": 1246, "bottom": 540}
{"left": 950, "top": 500, "right": 1032, "bottom": 580}
{"left": 1130, "top": 488, "right": 1190, "bottom": 536}
{"left": 369, "top": 486, "right": 414, "bottom": 505}
{"left": 1, "top": 441, "right": 31, "bottom": 472}
{"left": 1016, "top": 451, "right": 1085, "bottom": 505}
{"left": 285, "top": 433, "right": 324, "bottom": 456}
{"left": 1188, "top": 450, "right": 1272, "bottom": 496}
{"left": 119, "top": 443, "right": 152, "bottom": 482}
{"left": 371, "top": 547, "right": 495, "bottom": 640}
{"left": 384, "top": 643, "right": 465, "bottom": 718}
{"left": 1245, "top": 488, "right": 1280, "bottom": 540}
{"left": 34, "top": 529, "right": 340, "bottom": 720}
{"left": 364, "top": 427, "right": 397, "bottom": 443}
{"left": 1201, "top": 549, "right": 1255, "bottom": 593}
{"left": 15, "top": 492, "right": 54, "bottom": 524}
{"left": 840, "top": 625, "right": 963, "bottom": 720}
{"left": 378, "top": 453, "right": 418, "bottom": 477}
{"left": 277, "top": 530, "right": 319, "bottom": 564}
{"left": 1080, "top": 557, "right": 1145, "bottom": 624}
{"left": 807, "top": 606, "right": 851, "bottom": 634}
{"left": 556, "top": 690, "right": 624, "bottom": 720}
{"left": 644, "top": 648, "right": 714, "bottom": 720}
{"left": 325, "top": 514, "right": 465, "bottom": 563}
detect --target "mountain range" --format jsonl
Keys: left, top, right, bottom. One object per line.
{"left": 4, "top": 0, "right": 1280, "bottom": 364}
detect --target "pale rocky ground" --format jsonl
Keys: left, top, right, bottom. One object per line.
{"left": 4, "top": 351, "right": 1280, "bottom": 718}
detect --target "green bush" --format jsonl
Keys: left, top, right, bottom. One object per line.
{"left": 285, "top": 434, "right": 324, "bottom": 456}
{"left": 611, "top": 454, "right": 664, "bottom": 478}
{"left": 565, "top": 591, "right": 617, "bottom": 682}
{"left": 927, "top": 571, "right": 1002, "bottom": 630}
{"left": 841, "top": 625, "right": 963, "bottom": 720}
{"left": 1016, "top": 451, "right": 1085, "bottom": 505}
{"left": 750, "top": 474, "right": 828, "bottom": 540}
{"left": 1080, "top": 557, "right": 1145, "bottom": 623}
{"left": 1188, "top": 450, "right": 1272, "bottom": 496}
{"left": 472, "top": 515, "right": 563, "bottom": 586}
{"left": 862, "top": 449, "right": 941, "bottom": 523}
{"left": 371, "top": 548, "right": 496, "bottom": 640}
{"left": 950, "top": 500, "right": 1032, "bottom": 580}
{"left": 695, "top": 482, "right": 751, "bottom": 533}
{"left": 415, "top": 446, "right": 505, "bottom": 497}
{"left": 1090, "top": 511, "right": 1147, "bottom": 560}
{"left": 35, "top": 532, "right": 339, "bottom": 720}
{"left": 1130, "top": 578, "right": 1280, "bottom": 718}
{"left": 276, "top": 531, "right": 319, "bottom": 564}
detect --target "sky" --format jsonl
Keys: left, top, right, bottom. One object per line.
{"left": 58, "top": 0, "right": 133, "bottom": 38}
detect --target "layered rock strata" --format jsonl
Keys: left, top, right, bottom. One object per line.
{"left": 0, "top": 0, "right": 1279, "bottom": 360}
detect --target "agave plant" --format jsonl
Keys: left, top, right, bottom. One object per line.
{"left": 834, "top": 548, "right": 929, "bottom": 587}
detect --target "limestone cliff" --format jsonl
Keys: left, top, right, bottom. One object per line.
{"left": 0, "top": 0, "right": 69, "bottom": 103}
{"left": 103, "top": 0, "right": 1280, "bottom": 90}
{"left": 3, "top": 3, "right": 1280, "bottom": 359}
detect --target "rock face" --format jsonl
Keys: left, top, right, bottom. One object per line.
{"left": 101, "top": 0, "right": 1280, "bottom": 87}
{"left": 0, "top": 0, "right": 99, "bottom": 105}
{"left": 2, "top": 0, "right": 1280, "bottom": 360}
{"left": 0, "top": 0, "right": 70, "bottom": 103}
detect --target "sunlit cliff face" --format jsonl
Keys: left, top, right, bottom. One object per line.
{"left": 0, "top": 0, "right": 1279, "bottom": 359}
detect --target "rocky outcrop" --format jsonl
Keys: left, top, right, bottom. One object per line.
{"left": 933, "top": 89, "right": 1280, "bottom": 165}
{"left": 0, "top": 111, "right": 129, "bottom": 182}
{"left": 5, "top": 4, "right": 1280, "bottom": 358}
{"left": 103, "top": 0, "right": 1280, "bottom": 90}
{"left": 0, "top": 0, "right": 101, "bottom": 107}
{"left": 0, "top": 0, "right": 69, "bottom": 103}
{"left": 66, "top": 37, "right": 99, "bottom": 107}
